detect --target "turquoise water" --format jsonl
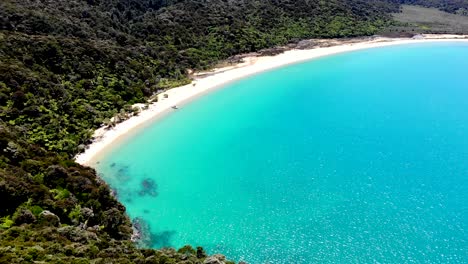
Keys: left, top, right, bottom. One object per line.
{"left": 97, "top": 42, "right": 468, "bottom": 263}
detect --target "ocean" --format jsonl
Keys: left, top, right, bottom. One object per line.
{"left": 97, "top": 42, "right": 468, "bottom": 263}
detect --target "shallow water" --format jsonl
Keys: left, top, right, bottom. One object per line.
{"left": 97, "top": 42, "right": 468, "bottom": 263}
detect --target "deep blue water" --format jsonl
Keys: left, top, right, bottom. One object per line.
{"left": 97, "top": 42, "right": 468, "bottom": 263}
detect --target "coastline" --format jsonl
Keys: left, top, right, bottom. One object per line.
{"left": 75, "top": 34, "right": 468, "bottom": 166}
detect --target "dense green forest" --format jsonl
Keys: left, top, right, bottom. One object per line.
{"left": 0, "top": 0, "right": 450, "bottom": 262}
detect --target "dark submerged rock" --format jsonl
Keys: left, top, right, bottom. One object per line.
{"left": 132, "top": 217, "right": 152, "bottom": 248}
{"left": 139, "top": 178, "right": 158, "bottom": 197}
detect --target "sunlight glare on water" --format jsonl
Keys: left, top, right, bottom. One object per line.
{"left": 97, "top": 42, "right": 468, "bottom": 263}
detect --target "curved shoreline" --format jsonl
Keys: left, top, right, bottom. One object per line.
{"left": 75, "top": 35, "right": 468, "bottom": 166}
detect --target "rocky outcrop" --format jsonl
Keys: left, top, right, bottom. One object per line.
{"left": 138, "top": 178, "right": 158, "bottom": 197}
{"left": 57, "top": 226, "right": 100, "bottom": 243}
{"left": 131, "top": 217, "right": 152, "bottom": 248}
{"left": 13, "top": 208, "right": 36, "bottom": 225}
{"left": 38, "top": 210, "right": 60, "bottom": 227}
{"left": 204, "top": 254, "right": 227, "bottom": 264}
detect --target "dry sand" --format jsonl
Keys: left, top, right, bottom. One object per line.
{"left": 75, "top": 34, "right": 468, "bottom": 166}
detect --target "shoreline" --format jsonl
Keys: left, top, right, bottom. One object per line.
{"left": 75, "top": 34, "right": 468, "bottom": 166}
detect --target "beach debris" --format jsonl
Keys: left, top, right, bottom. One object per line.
{"left": 172, "top": 105, "right": 179, "bottom": 110}
{"left": 139, "top": 178, "right": 158, "bottom": 197}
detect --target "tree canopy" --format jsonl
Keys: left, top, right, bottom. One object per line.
{"left": 0, "top": 0, "right": 401, "bottom": 262}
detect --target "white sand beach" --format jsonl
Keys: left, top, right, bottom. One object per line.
{"left": 75, "top": 34, "right": 468, "bottom": 166}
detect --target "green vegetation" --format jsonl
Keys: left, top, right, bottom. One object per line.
{"left": 392, "top": 5, "right": 468, "bottom": 34}
{"left": 0, "top": 0, "right": 392, "bottom": 154}
{"left": 1, "top": 0, "right": 455, "bottom": 262}
{"left": 388, "top": 0, "right": 468, "bottom": 15}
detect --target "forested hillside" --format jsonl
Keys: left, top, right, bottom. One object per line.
{"left": 1, "top": 0, "right": 394, "bottom": 262}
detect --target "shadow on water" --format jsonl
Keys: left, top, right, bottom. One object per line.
{"left": 133, "top": 217, "right": 176, "bottom": 248}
